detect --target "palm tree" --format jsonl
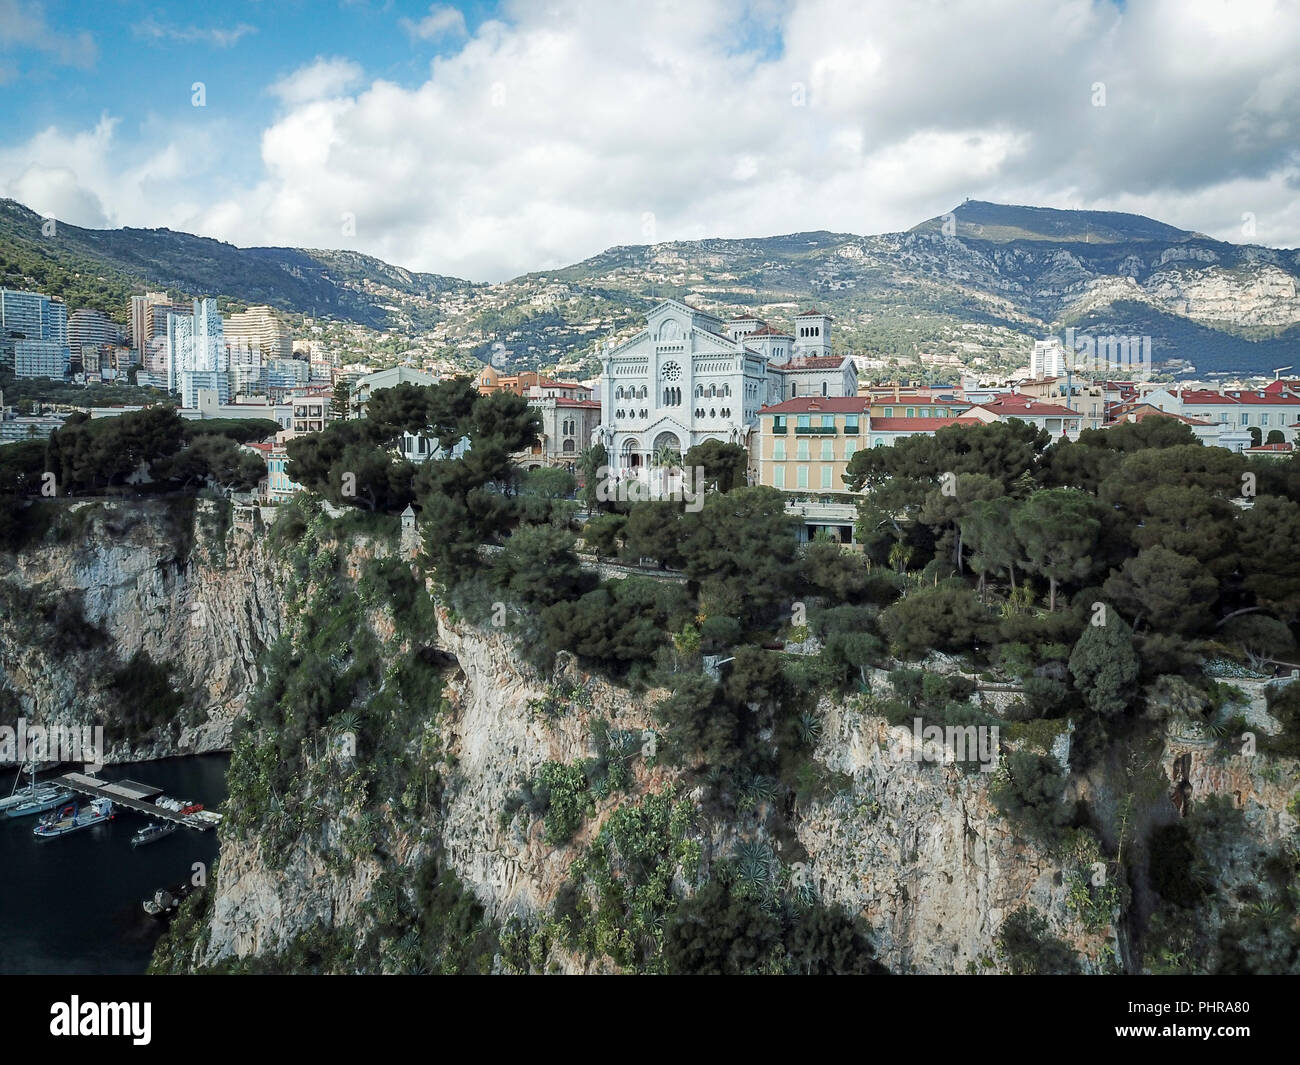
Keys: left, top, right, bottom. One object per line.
{"left": 651, "top": 445, "right": 681, "bottom": 471}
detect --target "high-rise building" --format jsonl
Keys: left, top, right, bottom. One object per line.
{"left": 15, "top": 340, "right": 72, "bottom": 379}
{"left": 167, "top": 298, "right": 228, "bottom": 400}
{"left": 134, "top": 293, "right": 191, "bottom": 372}
{"left": 69, "top": 309, "right": 121, "bottom": 365}
{"left": 1030, "top": 338, "right": 1067, "bottom": 379}
{"left": 2, "top": 289, "right": 70, "bottom": 376}
{"left": 224, "top": 305, "right": 291, "bottom": 361}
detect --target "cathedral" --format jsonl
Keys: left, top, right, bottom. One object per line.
{"left": 594, "top": 300, "right": 856, "bottom": 475}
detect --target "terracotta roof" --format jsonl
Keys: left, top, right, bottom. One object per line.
{"left": 795, "top": 308, "right": 833, "bottom": 318}
{"left": 1244, "top": 442, "right": 1294, "bottom": 452}
{"left": 870, "top": 417, "right": 982, "bottom": 432}
{"left": 976, "top": 396, "right": 1079, "bottom": 417}
{"left": 553, "top": 398, "right": 601, "bottom": 408}
{"left": 760, "top": 397, "right": 868, "bottom": 414}
{"left": 750, "top": 325, "right": 793, "bottom": 337}
{"left": 536, "top": 378, "right": 590, "bottom": 390}
{"left": 871, "top": 394, "right": 968, "bottom": 405}
{"left": 1102, "top": 405, "right": 1211, "bottom": 426}
{"left": 1103, "top": 404, "right": 1212, "bottom": 428}
{"left": 784, "top": 356, "right": 847, "bottom": 369}
{"left": 1175, "top": 389, "right": 1300, "bottom": 405}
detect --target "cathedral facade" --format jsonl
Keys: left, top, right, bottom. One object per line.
{"left": 594, "top": 300, "right": 856, "bottom": 475}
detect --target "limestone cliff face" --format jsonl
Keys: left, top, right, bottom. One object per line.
{"left": 200, "top": 602, "right": 675, "bottom": 972}
{"left": 797, "top": 699, "right": 1096, "bottom": 974}
{"left": 194, "top": 602, "right": 1298, "bottom": 973}
{"left": 0, "top": 499, "right": 283, "bottom": 763}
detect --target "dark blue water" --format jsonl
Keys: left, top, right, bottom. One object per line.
{"left": 0, "top": 754, "right": 229, "bottom": 974}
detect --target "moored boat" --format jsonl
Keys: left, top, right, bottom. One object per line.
{"left": 6, "top": 786, "right": 74, "bottom": 819}
{"left": 1, "top": 763, "right": 71, "bottom": 817}
{"left": 32, "top": 798, "right": 114, "bottom": 838}
{"left": 131, "top": 821, "right": 178, "bottom": 846}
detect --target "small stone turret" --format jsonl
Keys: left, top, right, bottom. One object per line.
{"left": 400, "top": 504, "right": 419, "bottom": 560}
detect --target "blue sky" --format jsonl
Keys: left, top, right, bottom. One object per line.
{"left": 3, "top": 1, "right": 498, "bottom": 181}
{"left": 3, "top": 1, "right": 1300, "bottom": 280}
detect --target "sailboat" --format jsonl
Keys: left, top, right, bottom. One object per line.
{"left": 33, "top": 798, "right": 114, "bottom": 838}
{"left": 2, "top": 764, "right": 73, "bottom": 818}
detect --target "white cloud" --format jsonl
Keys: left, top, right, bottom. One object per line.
{"left": 400, "top": 4, "right": 468, "bottom": 42}
{"left": 270, "top": 57, "right": 365, "bottom": 106}
{"left": 6, "top": 0, "right": 1300, "bottom": 280}
{"left": 0, "top": 0, "right": 97, "bottom": 68}
{"left": 134, "top": 18, "right": 257, "bottom": 48}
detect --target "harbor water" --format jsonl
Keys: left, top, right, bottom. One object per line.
{"left": 0, "top": 753, "right": 229, "bottom": 974}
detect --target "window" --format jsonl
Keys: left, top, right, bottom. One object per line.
{"left": 1262, "top": 413, "right": 1270, "bottom": 426}
{"left": 797, "top": 440, "right": 810, "bottom": 461}
{"left": 772, "top": 416, "right": 786, "bottom": 433}
{"left": 821, "top": 466, "right": 832, "bottom": 489}
{"left": 1241, "top": 412, "right": 1250, "bottom": 426}
{"left": 821, "top": 415, "right": 835, "bottom": 430}
{"left": 844, "top": 416, "right": 859, "bottom": 434}
{"left": 774, "top": 466, "right": 785, "bottom": 489}
{"left": 820, "top": 439, "right": 833, "bottom": 460}
{"left": 790, "top": 383, "right": 797, "bottom": 397}
{"left": 906, "top": 407, "right": 915, "bottom": 418}
{"left": 821, "top": 382, "right": 828, "bottom": 396}
{"left": 883, "top": 406, "right": 893, "bottom": 417}
{"left": 773, "top": 441, "right": 786, "bottom": 460}
{"left": 797, "top": 466, "right": 808, "bottom": 488}
{"left": 797, "top": 415, "right": 811, "bottom": 430}
{"left": 844, "top": 440, "right": 856, "bottom": 460}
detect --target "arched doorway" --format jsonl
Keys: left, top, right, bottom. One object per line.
{"left": 621, "top": 437, "right": 642, "bottom": 471}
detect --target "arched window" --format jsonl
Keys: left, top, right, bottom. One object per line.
{"left": 822, "top": 382, "right": 828, "bottom": 396}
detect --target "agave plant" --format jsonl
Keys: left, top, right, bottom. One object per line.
{"left": 734, "top": 839, "right": 775, "bottom": 896}
{"left": 796, "top": 711, "right": 823, "bottom": 747}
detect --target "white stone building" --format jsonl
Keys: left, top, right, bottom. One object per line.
{"left": 594, "top": 300, "right": 855, "bottom": 474}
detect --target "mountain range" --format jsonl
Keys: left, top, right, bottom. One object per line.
{"left": 4, "top": 197, "right": 1300, "bottom": 378}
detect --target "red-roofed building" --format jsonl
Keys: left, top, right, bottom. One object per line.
{"left": 1142, "top": 385, "right": 1300, "bottom": 447}
{"left": 971, "top": 395, "right": 1082, "bottom": 439}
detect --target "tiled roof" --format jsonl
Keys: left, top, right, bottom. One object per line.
{"left": 553, "top": 398, "right": 601, "bottom": 408}
{"left": 1176, "top": 389, "right": 1300, "bottom": 405}
{"left": 1244, "top": 442, "right": 1294, "bottom": 452}
{"left": 760, "top": 397, "right": 868, "bottom": 414}
{"left": 1102, "top": 405, "right": 1213, "bottom": 428}
{"left": 750, "top": 325, "right": 793, "bottom": 337}
{"left": 871, "top": 393, "right": 968, "bottom": 405}
{"left": 976, "top": 397, "right": 1079, "bottom": 417}
{"left": 784, "top": 356, "right": 847, "bottom": 369}
{"left": 795, "top": 308, "right": 833, "bottom": 318}
{"left": 870, "top": 417, "right": 982, "bottom": 431}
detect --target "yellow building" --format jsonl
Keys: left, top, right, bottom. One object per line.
{"left": 754, "top": 397, "right": 869, "bottom": 542}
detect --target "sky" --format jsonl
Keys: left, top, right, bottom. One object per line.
{"left": 2, "top": 0, "right": 1299, "bottom": 281}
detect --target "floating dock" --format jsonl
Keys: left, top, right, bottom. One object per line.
{"left": 54, "top": 773, "right": 220, "bottom": 831}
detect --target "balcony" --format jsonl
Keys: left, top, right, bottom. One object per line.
{"left": 795, "top": 426, "right": 837, "bottom": 435}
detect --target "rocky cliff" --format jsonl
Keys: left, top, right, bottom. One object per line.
{"left": 0, "top": 498, "right": 282, "bottom": 763}
{"left": 12, "top": 502, "right": 1287, "bottom": 974}
{"left": 190, "top": 561, "right": 1297, "bottom": 973}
